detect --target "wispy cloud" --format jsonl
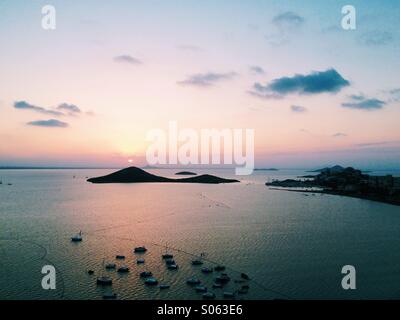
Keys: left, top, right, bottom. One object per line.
{"left": 250, "top": 69, "right": 350, "bottom": 99}
{"left": 27, "top": 119, "right": 69, "bottom": 128}
{"left": 177, "top": 45, "right": 202, "bottom": 52}
{"left": 249, "top": 66, "right": 265, "bottom": 75}
{"left": 355, "top": 140, "right": 400, "bottom": 148}
{"left": 342, "top": 95, "right": 386, "bottom": 110}
{"left": 321, "top": 25, "right": 342, "bottom": 34}
{"left": 178, "top": 72, "right": 237, "bottom": 87}
{"left": 333, "top": 132, "right": 347, "bottom": 137}
{"left": 266, "top": 11, "right": 305, "bottom": 46}
{"left": 272, "top": 11, "right": 305, "bottom": 29}
{"left": 14, "top": 101, "right": 64, "bottom": 116}
{"left": 290, "top": 105, "right": 307, "bottom": 113}
{"left": 387, "top": 88, "right": 400, "bottom": 102}
{"left": 348, "top": 94, "right": 365, "bottom": 101}
{"left": 113, "top": 55, "right": 142, "bottom": 65}
{"left": 247, "top": 24, "right": 259, "bottom": 31}
{"left": 358, "top": 31, "right": 394, "bottom": 46}
{"left": 57, "top": 103, "right": 81, "bottom": 114}
{"left": 14, "top": 100, "right": 87, "bottom": 117}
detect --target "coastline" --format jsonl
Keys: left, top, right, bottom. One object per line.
{"left": 268, "top": 187, "right": 400, "bottom": 206}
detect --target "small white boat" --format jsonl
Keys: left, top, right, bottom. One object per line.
{"left": 167, "top": 264, "right": 178, "bottom": 270}
{"left": 71, "top": 231, "right": 82, "bottom": 242}
{"left": 137, "top": 258, "right": 145, "bottom": 264}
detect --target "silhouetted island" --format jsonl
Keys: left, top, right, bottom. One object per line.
{"left": 175, "top": 171, "right": 197, "bottom": 176}
{"left": 87, "top": 167, "right": 239, "bottom": 184}
{"left": 266, "top": 165, "right": 400, "bottom": 206}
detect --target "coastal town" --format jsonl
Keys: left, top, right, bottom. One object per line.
{"left": 266, "top": 165, "right": 400, "bottom": 206}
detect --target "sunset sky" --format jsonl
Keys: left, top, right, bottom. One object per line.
{"left": 1, "top": 0, "right": 399, "bottom": 169}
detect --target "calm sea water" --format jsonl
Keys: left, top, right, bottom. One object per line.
{"left": 0, "top": 168, "right": 400, "bottom": 300}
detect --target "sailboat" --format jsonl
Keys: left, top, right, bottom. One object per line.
{"left": 159, "top": 247, "right": 171, "bottom": 289}
{"left": 162, "top": 243, "right": 173, "bottom": 260}
{"left": 192, "top": 252, "right": 206, "bottom": 265}
{"left": 97, "top": 258, "right": 112, "bottom": 285}
{"left": 71, "top": 231, "right": 82, "bottom": 242}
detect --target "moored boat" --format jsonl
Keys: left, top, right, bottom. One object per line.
{"left": 223, "top": 291, "right": 235, "bottom": 298}
{"left": 201, "top": 267, "right": 213, "bottom": 274}
{"left": 105, "top": 263, "right": 116, "bottom": 269}
{"left": 140, "top": 271, "right": 153, "bottom": 278}
{"left": 144, "top": 277, "right": 158, "bottom": 286}
{"left": 71, "top": 231, "right": 82, "bottom": 242}
{"left": 134, "top": 246, "right": 147, "bottom": 253}
{"left": 195, "top": 286, "right": 207, "bottom": 293}
{"left": 103, "top": 292, "right": 117, "bottom": 299}
{"left": 186, "top": 278, "right": 201, "bottom": 285}
{"left": 167, "top": 264, "right": 178, "bottom": 270}
{"left": 96, "top": 276, "right": 112, "bottom": 285}
{"left": 117, "top": 266, "right": 130, "bottom": 273}
{"left": 202, "top": 292, "right": 216, "bottom": 300}
{"left": 215, "top": 274, "right": 230, "bottom": 284}
{"left": 165, "top": 259, "right": 176, "bottom": 265}
{"left": 214, "top": 265, "right": 225, "bottom": 271}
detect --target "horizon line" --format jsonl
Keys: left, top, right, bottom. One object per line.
{"left": 0, "top": 166, "right": 399, "bottom": 172}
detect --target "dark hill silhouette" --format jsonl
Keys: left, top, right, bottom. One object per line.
{"left": 87, "top": 167, "right": 239, "bottom": 184}
{"left": 175, "top": 171, "right": 197, "bottom": 176}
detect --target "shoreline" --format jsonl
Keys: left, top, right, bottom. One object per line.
{"left": 268, "top": 188, "right": 400, "bottom": 206}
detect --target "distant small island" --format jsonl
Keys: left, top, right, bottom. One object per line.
{"left": 175, "top": 171, "right": 197, "bottom": 176}
{"left": 87, "top": 167, "right": 239, "bottom": 184}
{"left": 266, "top": 165, "right": 400, "bottom": 206}
{"left": 254, "top": 168, "right": 279, "bottom": 171}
